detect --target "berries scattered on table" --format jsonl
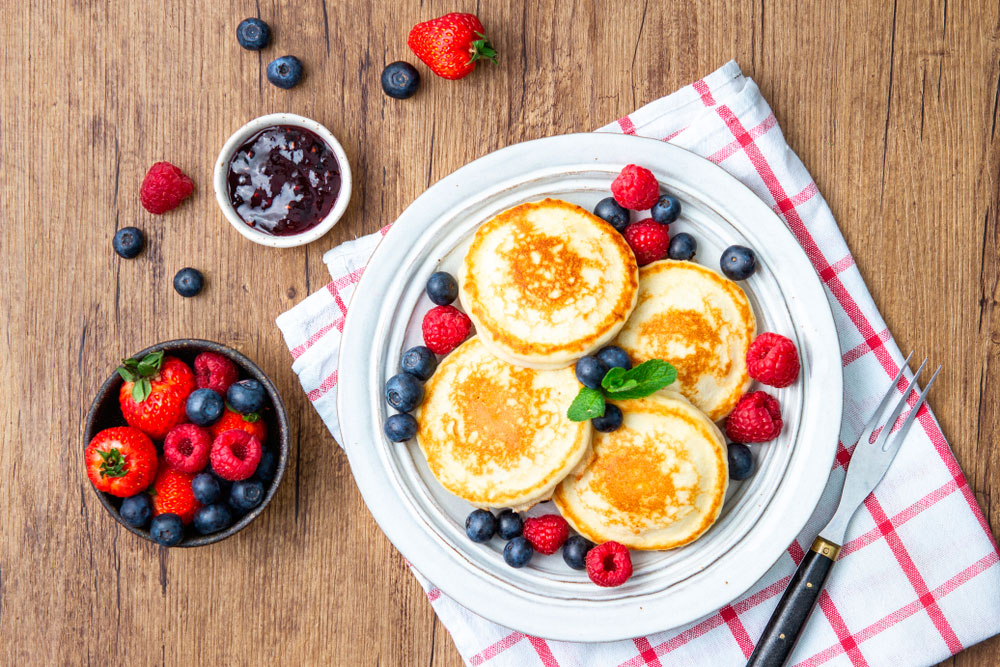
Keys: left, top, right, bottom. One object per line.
{"left": 185, "top": 388, "right": 225, "bottom": 426}
{"left": 407, "top": 12, "right": 497, "bottom": 80}
{"left": 496, "top": 509, "right": 523, "bottom": 540}
{"left": 150, "top": 513, "right": 184, "bottom": 546}
{"left": 266, "top": 55, "right": 304, "bottom": 89}
{"left": 236, "top": 18, "right": 271, "bottom": 50}
{"left": 210, "top": 429, "right": 263, "bottom": 481}
{"left": 140, "top": 161, "right": 194, "bottom": 215}
{"left": 381, "top": 61, "right": 421, "bottom": 99}
{"left": 194, "top": 504, "right": 233, "bottom": 535}
{"left": 746, "top": 332, "right": 800, "bottom": 388}
{"left": 574, "top": 355, "right": 608, "bottom": 390}
{"left": 667, "top": 232, "right": 697, "bottom": 261}
{"left": 592, "top": 403, "right": 623, "bottom": 433}
{"left": 384, "top": 413, "right": 418, "bottom": 442}
{"left": 385, "top": 372, "right": 424, "bottom": 412}
{"left": 85, "top": 427, "right": 159, "bottom": 498}
{"left": 650, "top": 194, "right": 681, "bottom": 224}
{"left": 227, "top": 379, "right": 266, "bottom": 415}
{"left": 191, "top": 472, "right": 222, "bottom": 505}
{"left": 152, "top": 465, "right": 203, "bottom": 525}
{"left": 173, "top": 267, "right": 205, "bottom": 297}
{"left": 400, "top": 345, "right": 437, "bottom": 381}
{"left": 727, "top": 442, "right": 755, "bottom": 480}
{"left": 586, "top": 541, "right": 633, "bottom": 587}
{"left": 720, "top": 245, "right": 757, "bottom": 280}
{"left": 725, "top": 391, "right": 783, "bottom": 443}
{"left": 194, "top": 351, "right": 239, "bottom": 395}
{"left": 465, "top": 509, "right": 497, "bottom": 543}
{"left": 596, "top": 345, "right": 631, "bottom": 371}
{"left": 117, "top": 353, "right": 195, "bottom": 440}
{"left": 562, "top": 535, "right": 594, "bottom": 570}
{"left": 210, "top": 406, "right": 267, "bottom": 444}
{"left": 119, "top": 493, "right": 154, "bottom": 528}
{"left": 593, "top": 197, "right": 630, "bottom": 232}
{"left": 163, "top": 423, "right": 212, "bottom": 473}
{"left": 426, "top": 271, "right": 459, "bottom": 306}
{"left": 522, "top": 514, "right": 570, "bottom": 555}
{"left": 502, "top": 536, "right": 534, "bottom": 568}
{"left": 623, "top": 219, "right": 670, "bottom": 266}
{"left": 228, "top": 479, "right": 265, "bottom": 512}
{"left": 112, "top": 227, "right": 144, "bottom": 259}
{"left": 611, "top": 164, "right": 660, "bottom": 211}
{"left": 422, "top": 305, "right": 472, "bottom": 354}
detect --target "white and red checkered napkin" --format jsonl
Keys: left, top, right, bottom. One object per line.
{"left": 276, "top": 61, "right": 1000, "bottom": 666}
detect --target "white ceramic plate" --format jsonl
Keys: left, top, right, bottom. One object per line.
{"left": 338, "top": 133, "right": 841, "bottom": 642}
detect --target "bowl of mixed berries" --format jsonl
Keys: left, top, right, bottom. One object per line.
{"left": 83, "top": 340, "right": 289, "bottom": 547}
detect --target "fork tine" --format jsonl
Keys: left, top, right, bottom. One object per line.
{"left": 859, "top": 351, "right": 915, "bottom": 439}
{"left": 871, "top": 358, "right": 928, "bottom": 451}
{"left": 881, "top": 365, "right": 942, "bottom": 451}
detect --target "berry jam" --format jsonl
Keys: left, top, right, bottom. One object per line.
{"left": 226, "top": 125, "right": 341, "bottom": 236}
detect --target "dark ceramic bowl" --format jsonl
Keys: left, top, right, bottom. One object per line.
{"left": 84, "top": 339, "right": 289, "bottom": 547}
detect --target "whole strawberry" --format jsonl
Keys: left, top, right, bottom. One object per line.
{"left": 586, "top": 541, "right": 633, "bottom": 587}
{"left": 422, "top": 305, "right": 472, "bottom": 354}
{"left": 407, "top": 13, "right": 497, "bottom": 80}
{"left": 623, "top": 219, "right": 670, "bottom": 266}
{"left": 210, "top": 406, "right": 267, "bottom": 444}
{"left": 151, "top": 463, "right": 202, "bottom": 524}
{"left": 85, "top": 427, "right": 158, "bottom": 498}
{"left": 746, "top": 332, "right": 800, "bottom": 388}
{"left": 725, "top": 391, "right": 783, "bottom": 442}
{"left": 522, "top": 514, "right": 570, "bottom": 555}
{"left": 118, "top": 351, "right": 196, "bottom": 439}
{"left": 140, "top": 161, "right": 194, "bottom": 214}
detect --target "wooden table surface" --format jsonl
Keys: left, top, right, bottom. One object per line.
{"left": 3, "top": 0, "right": 999, "bottom": 664}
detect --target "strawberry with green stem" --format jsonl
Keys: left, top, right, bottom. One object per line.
{"left": 407, "top": 12, "right": 498, "bottom": 80}
{"left": 85, "top": 426, "right": 158, "bottom": 498}
{"left": 117, "top": 351, "right": 196, "bottom": 439}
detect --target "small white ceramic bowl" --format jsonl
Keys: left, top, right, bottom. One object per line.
{"left": 213, "top": 113, "right": 352, "bottom": 248}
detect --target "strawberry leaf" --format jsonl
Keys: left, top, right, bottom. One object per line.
{"left": 567, "top": 387, "right": 605, "bottom": 422}
{"left": 131, "top": 378, "right": 152, "bottom": 403}
{"left": 117, "top": 367, "right": 137, "bottom": 383}
{"left": 468, "top": 32, "right": 498, "bottom": 65}
{"left": 97, "top": 448, "right": 129, "bottom": 478}
{"left": 242, "top": 412, "right": 261, "bottom": 423}
{"left": 118, "top": 350, "right": 164, "bottom": 389}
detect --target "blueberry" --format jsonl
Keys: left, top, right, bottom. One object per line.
{"left": 496, "top": 509, "right": 523, "bottom": 540}
{"left": 227, "top": 379, "right": 266, "bottom": 414}
{"left": 650, "top": 194, "right": 681, "bottom": 224}
{"left": 236, "top": 18, "right": 271, "bottom": 50}
{"left": 727, "top": 442, "right": 756, "bottom": 481}
{"left": 385, "top": 372, "right": 424, "bottom": 412}
{"left": 191, "top": 472, "right": 221, "bottom": 505}
{"left": 193, "top": 504, "right": 233, "bottom": 535}
{"left": 229, "top": 479, "right": 265, "bottom": 512}
{"left": 384, "top": 413, "right": 417, "bottom": 442}
{"left": 562, "top": 535, "right": 594, "bottom": 570}
{"left": 400, "top": 346, "right": 437, "bottom": 381}
{"left": 149, "top": 513, "right": 184, "bottom": 547}
{"left": 594, "top": 197, "right": 630, "bottom": 232}
{"left": 465, "top": 509, "right": 497, "bottom": 543}
{"left": 720, "top": 245, "right": 757, "bottom": 280}
{"left": 119, "top": 493, "right": 153, "bottom": 528}
{"left": 575, "top": 356, "right": 609, "bottom": 390}
{"left": 255, "top": 447, "right": 279, "bottom": 482}
{"left": 211, "top": 469, "right": 234, "bottom": 497}
{"left": 112, "top": 226, "right": 144, "bottom": 259}
{"left": 380, "top": 61, "right": 421, "bottom": 99}
{"left": 186, "top": 388, "right": 225, "bottom": 426}
{"left": 592, "top": 403, "right": 623, "bottom": 432}
{"left": 596, "top": 345, "right": 631, "bottom": 371}
{"left": 503, "top": 536, "right": 534, "bottom": 568}
{"left": 667, "top": 232, "right": 697, "bottom": 261}
{"left": 266, "top": 55, "right": 304, "bottom": 89}
{"left": 426, "top": 271, "right": 459, "bottom": 306}
{"left": 173, "top": 267, "right": 204, "bottom": 297}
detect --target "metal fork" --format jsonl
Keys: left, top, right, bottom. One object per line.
{"left": 746, "top": 352, "right": 942, "bottom": 667}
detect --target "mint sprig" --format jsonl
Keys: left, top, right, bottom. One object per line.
{"left": 117, "top": 350, "right": 165, "bottom": 403}
{"left": 566, "top": 359, "right": 677, "bottom": 422}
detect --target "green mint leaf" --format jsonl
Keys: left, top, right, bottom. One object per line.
{"left": 602, "top": 359, "right": 677, "bottom": 400}
{"left": 601, "top": 366, "right": 627, "bottom": 391}
{"left": 567, "top": 387, "right": 605, "bottom": 422}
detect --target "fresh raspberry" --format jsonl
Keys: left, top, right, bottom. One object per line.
{"left": 140, "top": 161, "right": 194, "bottom": 214}
{"left": 210, "top": 429, "right": 263, "bottom": 481}
{"left": 611, "top": 164, "right": 660, "bottom": 210}
{"left": 151, "top": 464, "right": 202, "bottom": 524}
{"left": 194, "top": 351, "right": 239, "bottom": 394}
{"left": 725, "top": 391, "right": 783, "bottom": 442}
{"left": 746, "top": 333, "right": 800, "bottom": 388}
{"left": 163, "top": 424, "right": 212, "bottom": 473}
{"left": 210, "top": 406, "right": 267, "bottom": 444}
{"left": 422, "top": 305, "right": 472, "bottom": 355}
{"left": 522, "top": 514, "right": 570, "bottom": 555}
{"left": 586, "top": 541, "right": 633, "bottom": 587}
{"left": 623, "top": 220, "right": 670, "bottom": 266}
